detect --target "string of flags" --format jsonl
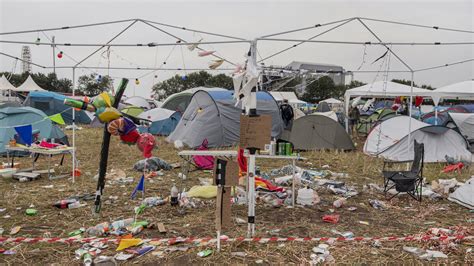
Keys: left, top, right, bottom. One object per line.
{"left": 0, "top": 108, "right": 69, "bottom": 130}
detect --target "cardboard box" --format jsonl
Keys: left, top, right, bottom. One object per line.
{"left": 240, "top": 115, "right": 271, "bottom": 150}
{"left": 213, "top": 158, "right": 239, "bottom": 186}
{"left": 215, "top": 186, "right": 232, "bottom": 231}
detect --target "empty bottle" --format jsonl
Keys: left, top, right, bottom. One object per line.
{"left": 86, "top": 222, "right": 109, "bottom": 237}
{"left": 53, "top": 198, "right": 79, "bottom": 209}
{"left": 111, "top": 218, "right": 134, "bottom": 230}
{"left": 170, "top": 184, "right": 179, "bottom": 206}
{"left": 142, "top": 197, "right": 167, "bottom": 207}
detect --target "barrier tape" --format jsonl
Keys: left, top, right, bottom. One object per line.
{"left": 0, "top": 235, "right": 472, "bottom": 245}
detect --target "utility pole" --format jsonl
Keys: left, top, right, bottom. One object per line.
{"left": 52, "top": 36, "right": 56, "bottom": 74}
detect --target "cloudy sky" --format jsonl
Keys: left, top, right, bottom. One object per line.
{"left": 0, "top": 0, "right": 472, "bottom": 97}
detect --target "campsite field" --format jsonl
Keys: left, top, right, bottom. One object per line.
{"left": 0, "top": 127, "right": 472, "bottom": 264}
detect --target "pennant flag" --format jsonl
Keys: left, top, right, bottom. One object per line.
{"left": 116, "top": 238, "right": 142, "bottom": 251}
{"left": 131, "top": 175, "right": 145, "bottom": 199}
{"left": 49, "top": 113, "right": 65, "bottom": 125}
{"left": 198, "top": 50, "right": 215, "bottom": 57}
{"left": 14, "top": 125, "right": 32, "bottom": 146}
{"left": 209, "top": 59, "right": 224, "bottom": 70}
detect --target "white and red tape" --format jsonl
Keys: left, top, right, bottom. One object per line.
{"left": 0, "top": 235, "right": 472, "bottom": 245}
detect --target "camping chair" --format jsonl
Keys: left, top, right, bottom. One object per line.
{"left": 382, "top": 140, "right": 424, "bottom": 201}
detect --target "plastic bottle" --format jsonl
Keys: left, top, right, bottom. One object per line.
{"left": 170, "top": 184, "right": 179, "bottom": 206}
{"left": 142, "top": 197, "right": 167, "bottom": 207}
{"left": 111, "top": 218, "right": 134, "bottom": 230}
{"left": 53, "top": 198, "right": 79, "bottom": 209}
{"left": 86, "top": 222, "right": 109, "bottom": 236}
{"left": 333, "top": 198, "right": 346, "bottom": 208}
{"left": 83, "top": 253, "right": 92, "bottom": 266}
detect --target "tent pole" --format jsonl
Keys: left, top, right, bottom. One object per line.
{"left": 72, "top": 67, "right": 76, "bottom": 183}
{"left": 407, "top": 71, "right": 414, "bottom": 170}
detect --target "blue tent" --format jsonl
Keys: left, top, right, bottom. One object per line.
{"left": 25, "top": 91, "right": 92, "bottom": 124}
{"left": 138, "top": 108, "right": 181, "bottom": 136}
{"left": 0, "top": 107, "right": 68, "bottom": 154}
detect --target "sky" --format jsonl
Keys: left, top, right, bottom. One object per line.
{"left": 0, "top": 0, "right": 473, "bottom": 98}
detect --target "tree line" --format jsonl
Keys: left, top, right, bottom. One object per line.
{"left": 1, "top": 71, "right": 434, "bottom": 103}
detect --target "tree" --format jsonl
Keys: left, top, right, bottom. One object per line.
{"left": 151, "top": 71, "right": 232, "bottom": 100}
{"left": 77, "top": 74, "right": 113, "bottom": 96}
{"left": 301, "top": 76, "right": 337, "bottom": 103}
{"left": 391, "top": 79, "right": 435, "bottom": 90}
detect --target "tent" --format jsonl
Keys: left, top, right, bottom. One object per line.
{"left": 315, "top": 102, "right": 330, "bottom": 112}
{"left": 24, "top": 91, "right": 92, "bottom": 124}
{"left": 161, "top": 87, "right": 227, "bottom": 113}
{"left": 344, "top": 81, "right": 432, "bottom": 129}
{"left": 321, "top": 98, "right": 342, "bottom": 104}
{"left": 357, "top": 108, "right": 397, "bottom": 136}
{"left": 378, "top": 127, "right": 471, "bottom": 163}
{"left": 0, "top": 107, "right": 68, "bottom": 154}
{"left": 448, "top": 113, "right": 474, "bottom": 143}
{"left": 309, "top": 111, "right": 338, "bottom": 122}
{"left": 432, "top": 80, "right": 474, "bottom": 105}
{"left": 364, "top": 116, "right": 471, "bottom": 162}
{"left": 0, "top": 75, "right": 16, "bottom": 92}
{"left": 138, "top": 108, "right": 181, "bottom": 136}
{"left": 167, "top": 90, "right": 284, "bottom": 148}
{"left": 13, "top": 75, "right": 45, "bottom": 92}
{"left": 284, "top": 115, "right": 354, "bottom": 150}
{"left": 269, "top": 91, "right": 306, "bottom": 105}
{"left": 121, "top": 106, "right": 144, "bottom": 118}
{"left": 364, "top": 116, "right": 432, "bottom": 156}
{"left": 448, "top": 177, "right": 474, "bottom": 209}
{"left": 123, "top": 96, "right": 151, "bottom": 109}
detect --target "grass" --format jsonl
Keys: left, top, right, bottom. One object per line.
{"left": 0, "top": 126, "right": 472, "bottom": 264}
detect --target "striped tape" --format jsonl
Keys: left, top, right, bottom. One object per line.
{"left": 0, "top": 235, "right": 471, "bottom": 245}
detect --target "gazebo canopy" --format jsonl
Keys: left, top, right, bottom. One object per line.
{"left": 432, "top": 80, "right": 474, "bottom": 105}
{"left": 13, "top": 75, "right": 45, "bottom": 92}
{"left": 0, "top": 75, "right": 16, "bottom": 91}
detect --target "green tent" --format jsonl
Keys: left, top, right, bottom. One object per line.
{"left": 357, "top": 108, "right": 397, "bottom": 136}
{"left": 121, "top": 106, "right": 144, "bottom": 118}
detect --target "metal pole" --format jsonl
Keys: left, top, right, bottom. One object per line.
{"left": 407, "top": 71, "right": 414, "bottom": 161}
{"left": 52, "top": 36, "right": 56, "bottom": 74}
{"left": 246, "top": 40, "right": 258, "bottom": 237}
{"left": 72, "top": 67, "right": 76, "bottom": 183}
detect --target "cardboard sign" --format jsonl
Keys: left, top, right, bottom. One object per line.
{"left": 240, "top": 115, "right": 271, "bottom": 150}
{"left": 215, "top": 186, "right": 232, "bottom": 231}
{"left": 213, "top": 158, "right": 239, "bottom": 186}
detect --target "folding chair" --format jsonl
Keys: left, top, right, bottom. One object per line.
{"left": 382, "top": 140, "right": 424, "bottom": 201}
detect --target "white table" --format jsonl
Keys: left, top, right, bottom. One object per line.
{"left": 6, "top": 145, "right": 75, "bottom": 179}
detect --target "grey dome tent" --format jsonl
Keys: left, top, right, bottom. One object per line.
{"left": 167, "top": 90, "right": 284, "bottom": 148}
{"left": 284, "top": 115, "right": 355, "bottom": 150}
{"left": 162, "top": 87, "right": 227, "bottom": 113}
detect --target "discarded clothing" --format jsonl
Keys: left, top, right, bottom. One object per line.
{"left": 133, "top": 157, "right": 172, "bottom": 172}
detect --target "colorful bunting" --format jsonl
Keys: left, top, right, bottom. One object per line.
{"left": 14, "top": 125, "right": 33, "bottom": 146}
{"left": 49, "top": 113, "right": 65, "bottom": 125}
{"left": 187, "top": 38, "right": 202, "bottom": 51}
{"left": 198, "top": 50, "right": 215, "bottom": 57}
{"left": 209, "top": 59, "right": 224, "bottom": 69}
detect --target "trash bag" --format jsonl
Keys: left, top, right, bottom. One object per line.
{"left": 133, "top": 157, "right": 172, "bottom": 172}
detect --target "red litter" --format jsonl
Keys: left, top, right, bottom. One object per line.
{"left": 322, "top": 214, "right": 340, "bottom": 224}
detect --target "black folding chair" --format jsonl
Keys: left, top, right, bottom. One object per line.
{"left": 382, "top": 140, "right": 424, "bottom": 201}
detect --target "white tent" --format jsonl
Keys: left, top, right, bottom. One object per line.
{"left": 364, "top": 116, "right": 428, "bottom": 156}
{"left": 431, "top": 80, "right": 474, "bottom": 105}
{"left": 0, "top": 75, "right": 16, "bottom": 92}
{"left": 344, "top": 81, "right": 432, "bottom": 130}
{"left": 321, "top": 97, "right": 342, "bottom": 104}
{"left": 269, "top": 91, "right": 306, "bottom": 105}
{"left": 123, "top": 96, "right": 151, "bottom": 109}
{"left": 138, "top": 107, "right": 176, "bottom": 121}
{"left": 448, "top": 177, "right": 474, "bottom": 209}
{"left": 13, "top": 76, "right": 45, "bottom": 92}
{"left": 448, "top": 113, "right": 474, "bottom": 142}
